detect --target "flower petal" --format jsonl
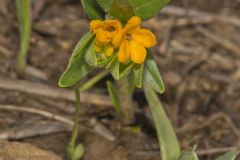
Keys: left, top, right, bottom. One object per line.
{"left": 90, "top": 20, "right": 102, "bottom": 32}
{"left": 95, "top": 28, "right": 111, "bottom": 44}
{"left": 125, "top": 16, "right": 141, "bottom": 32}
{"left": 133, "top": 29, "right": 156, "bottom": 48}
{"left": 103, "top": 19, "right": 121, "bottom": 31}
{"left": 118, "top": 41, "right": 130, "bottom": 63}
{"left": 130, "top": 41, "right": 147, "bottom": 64}
{"left": 94, "top": 43, "right": 103, "bottom": 53}
{"left": 112, "top": 28, "right": 125, "bottom": 48}
{"left": 104, "top": 45, "right": 114, "bottom": 56}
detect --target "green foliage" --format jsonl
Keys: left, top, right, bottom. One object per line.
{"left": 59, "top": 32, "right": 95, "bottom": 87}
{"left": 178, "top": 147, "right": 198, "bottom": 160}
{"left": 81, "top": 0, "right": 105, "bottom": 20}
{"left": 109, "top": 57, "right": 133, "bottom": 80}
{"left": 84, "top": 40, "right": 98, "bottom": 67}
{"left": 16, "top": 0, "right": 31, "bottom": 75}
{"left": 144, "top": 83, "right": 181, "bottom": 160}
{"left": 178, "top": 147, "right": 240, "bottom": 160}
{"left": 109, "top": 0, "right": 135, "bottom": 23}
{"left": 96, "top": 0, "right": 134, "bottom": 23}
{"left": 127, "top": 0, "right": 170, "bottom": 20}
{"left": 133, "top": 64, "right": 143, "bottom": 88}
{"left": 73, "top": 144, "right": 84, "bottom": 160}
{"left": 96, "top": 0, "right": 112, "bottom": 12}
{"left": 106, "top": 81, "right": 121, "bottom": 116}
{"left": 216, "top": 151, "right": 240, "bottom": 160}
{"left": 79, "top": 70, "right": 109, "bottom": 92}
{"left": 96, "top": 0, "right": 169, "bottom": 22}
{"left": 143, "top": 49, "right": 165, "bottom": 94}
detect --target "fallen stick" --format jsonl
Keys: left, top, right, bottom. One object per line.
{"left": 162, "top": 6, "right": 240, "bottom": 27}
{"left": 0, "top": 122, "right": 70, "bottom": 140}
{"left": 0, "top": 104, "right": 115, "bottom": 141}
{"left": 197, "top": 147, "right": 238, "bottom": 156}
{"left": 0, "top": 104, "right": 73, "bottom": 125}
{"left": 0, "top": 76, "right": 112, "bottom": 106}
{"left": 134, "top": 147, "right": 237, "bottom": 156}
{"left": 196, "top": 26, "right": 240, "bottom": 57}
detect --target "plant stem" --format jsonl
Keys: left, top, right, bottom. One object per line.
{"left": 16, "top": 0, "right": 31, "bottom": 76}
{"left": 117, "top": 76, "right": 135, "bottom": 125}
{"left": 79, "top": 70, "right": 109, "bottom": 92}
{"left": 68, "top": 87, "right": 81, "bottom": 159}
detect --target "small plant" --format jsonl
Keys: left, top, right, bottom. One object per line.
{"left": 57, "top": 0, "right": 240, "bottom": 160}
{"left": 15, "top": 0, "right": 31, "bottom": 76}
{"left": 15, "top": 0, "right": 240, "bottom": 160}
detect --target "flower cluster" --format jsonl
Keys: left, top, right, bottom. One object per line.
{"left": 90, "top": 16, "right": 156, "bottom": 64}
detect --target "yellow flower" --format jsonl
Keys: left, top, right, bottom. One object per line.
{"left": 112, "top": 16, "right": 156, "bottom": 64}
{"left": 94, "top": 40, "right": 114, "bottom": 57}
{"left": 90, "top": 19, "right": 121, "bottom": 44}
{"left": 90, "top": 19, "right": 121, "bottom": 57}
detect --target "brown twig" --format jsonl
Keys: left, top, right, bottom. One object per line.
{"left": 197, "top": 147, "right": 238, "bottom": 156}
{"left": 162, "top": 6, "right": 240, "bottom": 27}
{"left": 196, "top": 26, "right": 240, "bottom": 57}
{"left": 159, "top": 17, "right": 175, "bottom": 55}
{"left": 177, "top": 113, "right": 240, "bottom": 139}
{"left": 0, "top": 76, "right": 112, "bottom": 106}
{"left": 145, "top": 15, "right": 214, "bottom": 29}
{"left": 25, "top": 65, "right": 48, "bottom": 81}
{"left": 0, "top": 104, "right": 115, "bottom": 141}
{"left": 134, "top": 147, "right": 237, "bottom": 156}
{"left": 0, "top": 104, "right": 73, "bottom": 125}
{"left": 0, "top": 122, "right": 70, "bottom": 140}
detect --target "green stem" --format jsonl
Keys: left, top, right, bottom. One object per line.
{"left": 79, "top": 70, "right": 109, "bottom": 92}
{"left": 68, "top": 87, "right": 81, "bottom": 159}
{"left": 117, "top": 76, "right": 135, "bottom": 125}
{"left": 16, "top": 0, "right": 31, "bottom": 76}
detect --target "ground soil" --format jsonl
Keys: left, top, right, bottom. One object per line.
{"left": 0, "top": 0, "right": 240, "bottom": 160}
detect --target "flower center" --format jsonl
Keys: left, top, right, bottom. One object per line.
{"left": 107, "top": 26, "right": 116, "bottom": 32}
{"left": 126, "top": 34, "right": 132, "bottom": 41}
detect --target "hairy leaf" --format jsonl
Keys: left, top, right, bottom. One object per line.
{"left": 127, "top": 0, "right": 170, "bottom": 20}
{"left": 143, "top": 49, "right": 165, "bottom": 93}
{"left": 59, "top": 32, "right": 95, "bottom": 87}
{"left": 144, "top": 84, "right": 181, "bottom": 160}
{"left": 81, "top": 0, "right": 105, "bottom": 20}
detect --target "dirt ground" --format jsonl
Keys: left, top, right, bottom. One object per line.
{"left": 0, "top": 0, "right": 240, "bottom": 160}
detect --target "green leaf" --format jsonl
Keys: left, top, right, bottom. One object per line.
{"left": 109, "top": 57, "right": 120, "bottom": 79}
{"left": 59, "top": 32, "right": 95, "bottom": 87}
{"left": 109, "top": 0, "right": 134, "bottom": 23}
{"left": 178, "top": 148, "right": 199, "bottom": 160}
{"left": 106, "top": 81, "right": 121, "bottom": 117}
{"left": 129, "top": 72, "right": 136, "bottom": 92}
{"left": 73, "top": 32, "right": 95, "bottom": 56}
{"left": 216, "top": 151, "right": 240, "bottom": 160}
{"left": 120, "top": 63, "right": 133, "bottom": 77}
{"left": 81, "top": 0, "right": 105, "bottom": 20}
{"left": 133, "top": 64, "right": 143, "bottom": 88}
{"left": 84, "top": 40, "right": 98, "bottom": 67}
{"left": 144, "top": 83, "right": 181, "bottom": 160}
{"left": 127, "top": 0, "right": 170, "bottom": 20}
{"left": 16, "top": 0, "right": 31, "bottom": 74}
{"left": 109, "top": 58, "right": 133, "bottom": 80}
{"left": 73, "top": 144, "right": 84, "bottom": 160}
{"left": 143, "top": 49, "right": 165, "bottom": 93}
{"left": 96, "top": 0, "right": 113, "bottom": 12}
{"left": 79, "top": 70, "right": 109, "bottom": 92}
